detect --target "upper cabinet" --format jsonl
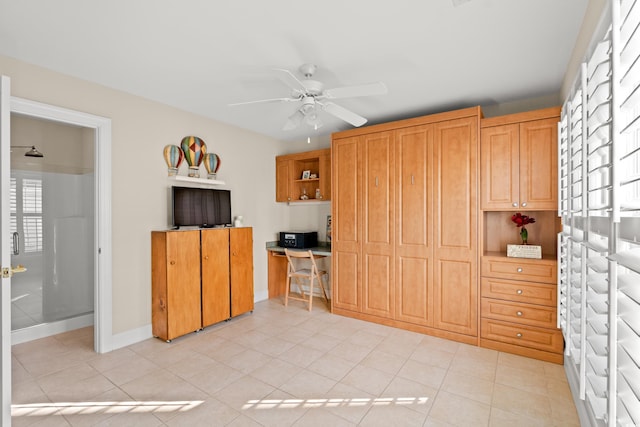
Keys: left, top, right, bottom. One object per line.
{"left": 481, "top": 107, "right": 560, "bottom": 211}
{"left": 275, "top": 148, "right": 331, "bottom": 203}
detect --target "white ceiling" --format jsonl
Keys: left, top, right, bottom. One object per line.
{"left": 0, "top": 0, "right": 589, "bottom": 142}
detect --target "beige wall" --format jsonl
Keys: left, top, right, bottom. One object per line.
{"left": 1, "top": 54, "right": 293, "bottom": 336}
{"left": 11, "top": 114, "right": 92, "bottom": 174}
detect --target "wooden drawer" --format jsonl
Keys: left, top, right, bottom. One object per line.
{"left": 482, "top": 256, "right": 556, "bottom": 284}
{"left": 481, "top": 277, "right": 556, "bottom": 306}
{"left": 481, "top": 298, "right": 557, "bottom": 329}
{"left": 481, "top": 318, "right": 563, "bottom": 353}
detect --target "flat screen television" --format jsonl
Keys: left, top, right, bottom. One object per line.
{"left": 172, "top": 186, "right": 232, "bottom": 228}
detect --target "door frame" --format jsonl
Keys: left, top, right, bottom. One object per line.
{"left": 10, "top": 96, "right": 113, "bottom": 354}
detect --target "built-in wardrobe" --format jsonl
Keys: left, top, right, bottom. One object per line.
{"left": 331, "top": 107, "right": 480, "bottom": 345}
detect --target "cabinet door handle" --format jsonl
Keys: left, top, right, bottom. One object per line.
{"left": 375, "top": 177, "right": 379, "bottom": 187}
{"left": 516, "top": 289, "right": 523, "bottom": 295}
{"left": 411, "top": 175, "right": 415, "bottom": 185}
{"left": 512, "top": 202, "right": 518, "bottom": 207}
{"left": 517, "top": 267, "right": 523, "bottom": 273}
{"left": 204, "top": 255, "right": 209, "bottom": 260}
{"left": 516, "top": 311, "right": 523, "bottom": 316}
{"left": 521, "top": 202, "right": 527, "bottom": 207}
{"left": 516, "top": 333, "right": 523, "bottom": 338}
{"left": 170, "top": 260, "right": 175, "bottom": 265}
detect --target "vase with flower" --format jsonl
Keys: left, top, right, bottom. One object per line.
{"left": 511, "top": 213, "right": 535, "bottom": 245}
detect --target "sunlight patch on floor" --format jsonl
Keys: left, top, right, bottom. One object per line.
{"left": 12, "top": 400, "right": 204, "bottom": 417}
{"left": 242, "top": 396, "right": 430, "bottom": 410}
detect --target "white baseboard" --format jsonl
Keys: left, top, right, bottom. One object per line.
{"left": 110, "top": 324, "right": 153, "bottom": 351}
{"left": 254, "top": 289, "right": 269, "bottom": 303}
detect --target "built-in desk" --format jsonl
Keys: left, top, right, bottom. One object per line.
{"left": 265, "top": 242, "right": 331, "bottom": 298}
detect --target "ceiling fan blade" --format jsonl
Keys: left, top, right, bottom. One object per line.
{"left": 273, "top": 68, "right": 307, "bottom": 93}
{"left": 321, "top": 102, "right": 367, "bottom": 127}
{"left": 229, "top": 97, "right": 294, "bottom": 106}
{"left": 323, "top": 82, "right": 387, "bottom": 99}
{"left": 283, "top": 109, "right": 304, "bottom": 131}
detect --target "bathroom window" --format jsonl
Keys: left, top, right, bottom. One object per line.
{"left": 10, "top": 176, "right": 43, "bottom": 254}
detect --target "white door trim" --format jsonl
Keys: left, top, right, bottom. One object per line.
{"left": 10, "top": 97, "right": 113, "bottom": 354}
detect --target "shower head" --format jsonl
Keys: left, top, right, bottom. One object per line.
{"left": 11, "top": 145, "right": 44, "bottom": 158}
{"left": 25, "top": 146, "right": 44, "bottom": 158}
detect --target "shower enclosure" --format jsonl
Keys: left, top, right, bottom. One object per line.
{"left": 10, "top": 114, "right": 95, "bottom": 343}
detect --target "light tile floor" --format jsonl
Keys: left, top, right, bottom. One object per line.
{"left": 11, "top": 299, "right": 580, "bottom": 426}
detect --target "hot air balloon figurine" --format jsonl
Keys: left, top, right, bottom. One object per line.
{"left": 163, "top": 145, "right": 184, "bottom": 176}
{"left": 180, "top": 136, "right": 207, "bottom": 177}
{"left": 203, "top": 152, "right": 221, "bottom": 179}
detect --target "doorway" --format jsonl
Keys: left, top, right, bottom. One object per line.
{"left": 10, "top": 114, "right": 95, "bottom": 344}
{"left": 8, "top": 96, "right": 113, "bottom": 354}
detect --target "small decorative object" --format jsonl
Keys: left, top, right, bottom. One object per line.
{"left": 300, "top": 188, "right": 309, "bottom": 200}
{"left": 163, "top": 145, "right": 184, "bottom": 176}
{"left": 180, "top": 136, "right": 207, "bottom": 177}
{"left": 507, "top": 244, "right": 542, "bottom": 259}
{"left": 302, "top": 170, "right": 311, "bottom": 180}
{"left": 233, "top": 216, "right": 243, "bottom": 227}
{"left": 310, "top": 173, "right": 317, "bottom": 179}
{"left": 203, "top": 152, "right": 220, "bottom": 179}
{"left": 315, "top": 188, "right": 321, "bottom": 199}
{"left": 508, "top": 213, "right": 541, "bottom": 258}
{"left": 511, "top": 212, "right": 535, "bottom": 245}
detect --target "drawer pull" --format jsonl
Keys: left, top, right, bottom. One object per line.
{"left": 170, "top": 260, "right": 176, "bottom": 265}
{"left": 517, "top": 267, "right": 523, "bottom": 273}
{"left": 516, "top": 333, "right": 523, "bottom": 338}
{"left": 521, "top": 202, "right": 527, "bottom": 207}
{"left": 512, "top": 202, "right": 518, "bottom": 207}
{"left": 516, "top": 289, "right": 523, "bottom": 295}
{"left": 516, "top": 311, "right": 523, "bottom": 316}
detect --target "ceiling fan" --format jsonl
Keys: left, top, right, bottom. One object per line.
{"left": 230, "top": 64, "right": 387, "bottom": 131}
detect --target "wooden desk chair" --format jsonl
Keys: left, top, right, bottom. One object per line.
{"left": 284, "top": 249, "right": 329, "bottom": 311}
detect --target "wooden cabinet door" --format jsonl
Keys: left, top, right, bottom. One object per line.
{"left": 276, "top": 158, "right": 291, "bottom": 202}
{"left": 362, "top": 132, "right": 395, "bottom": 318}
{"left": 151, "top": 230, "right": 201, "bottom": 341}
{"left": 519, "top": 118, "right": 558, "bottom": 210}
{"left": 480, "top": 124, "right": 519, "bottom": 210}
{"left": 201, "top": 228, "right": 230, "bottom": 327}
{"left": 433, "top": 117, "right": 478, "bottom": 336}
{"left": 395, "top": 125, "right": 434, "bottom": 326}
{"left": 230, "top": 227, "right": 254, "bottom": 316}
{"left": 332, "top": 136, "right": 361, "bottom": 312}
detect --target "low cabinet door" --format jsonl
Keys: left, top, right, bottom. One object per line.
{"left": 201, "top": 228, "right": 231, "bottom": 327}
{"left": 230, "top": 227, "right": 254, "bottom": 317}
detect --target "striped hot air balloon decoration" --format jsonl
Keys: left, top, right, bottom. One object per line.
{"left": 163, "top": 145, "right": 184, "bottom": 176}
{"left": 203, "top": 152, "right": 221, "bottom": 179}
{"left": 180, "top": 136, "right": 207, "bottom": 177}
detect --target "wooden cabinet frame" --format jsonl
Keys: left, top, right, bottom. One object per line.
{"left": 276, "top": 148, "right": 331, "bottom": 202}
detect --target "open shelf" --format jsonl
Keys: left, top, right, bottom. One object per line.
{"left": 482, "top": 210, "right": 561, "bottom": 258}
{"left": 170, "top": 175, "right": 226, "bottom": 186}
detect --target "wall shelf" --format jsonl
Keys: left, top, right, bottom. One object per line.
{"left": 287, "top": 200, "right": 330, "bottom": 206}
{"left": 169, "top": 175, "right": 226, "bottom": 186}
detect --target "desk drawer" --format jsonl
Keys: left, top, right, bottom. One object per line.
{"left": 481, "top": 318, "right": 563, "bottom": 353}
{"left": 481, "top": 298, "right": 557, "bottom": 329}
{"left": 482, "top": 257, "right": 556, "bottom": 284}
{"left": 481, "top": 277, "right": 556, "bottom": 306}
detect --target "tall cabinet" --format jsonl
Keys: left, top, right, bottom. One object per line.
{"left": 479, "top": 107, "right": 562, "bottom": 363}
{"left": 332, "top": 107, "right": 480, "bottom": 344}
{"left": 152, "top": 227, "right": 254, "bottom": 342}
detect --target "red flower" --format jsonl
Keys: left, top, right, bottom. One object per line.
{"left": 511, "top": 212, "right": 535, "bottom": 228}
